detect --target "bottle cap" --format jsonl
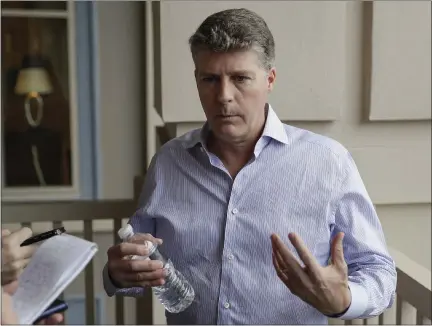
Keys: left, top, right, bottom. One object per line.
{"left": 118, "top": 224, "right": 134, "bottom": 240}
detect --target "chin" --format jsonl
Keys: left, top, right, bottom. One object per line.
{"left": 214, "top": 126, "right": 245, "bottom": 142}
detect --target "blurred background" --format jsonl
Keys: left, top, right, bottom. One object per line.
{"left": 1, "top": 1, "right": 430, "bottom": 325}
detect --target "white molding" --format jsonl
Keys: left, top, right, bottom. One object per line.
{"left": 1, "top": 186, "right": 80, "bottom": 202}
{"left": 145, "top": 1, "right": 156, "bottom": 168}
{"left": 67, "top": 0, "right": 81, "bottom": 197}
{"left": 1, "top": 219, "right": 129, "bottom": 234}
{"left": 1, "top": 9, "right": 68, "bottom": 19}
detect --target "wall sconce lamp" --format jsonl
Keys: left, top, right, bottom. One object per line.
{"left": 14, "top": 55, "right": 53, "bottom": 128}
{"left": 14, "top": 55, "right": 53, "bottom": 186}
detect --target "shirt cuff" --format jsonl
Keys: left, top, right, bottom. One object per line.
{"left": 103, "top": 264, "right": 120, "bottom": 297}
{"left": 338, "top": 281, "right": 369, "bottom": 320}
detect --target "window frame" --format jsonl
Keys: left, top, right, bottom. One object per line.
{"left": 1, "top": 0, "right": 99, "bottom": 201}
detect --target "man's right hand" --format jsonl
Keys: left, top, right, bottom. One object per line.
{"left": 107, "top": 233, "right": 166, "bottom": 288}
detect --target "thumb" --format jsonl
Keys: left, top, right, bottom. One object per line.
{"left": 3, "top": 280, "right": 19, "bottom": 295}
{"left": 331, "top": 232, "right": 345, "bottom": 267}
{"left": 1, "top": 229, "right": 11, "bottom": 237}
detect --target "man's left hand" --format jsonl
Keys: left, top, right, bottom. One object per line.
{"left": 270, "top": 232, "right": 351, "bottom": 316}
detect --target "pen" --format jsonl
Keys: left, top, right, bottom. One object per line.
{"left": 20, "top": 227, "right": 66, "bottom": 247}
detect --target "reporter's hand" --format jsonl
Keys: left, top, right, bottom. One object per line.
{"left": 36, "top": 313, "right": 64, "bottom": 325}
{"left": 107, "top": 233, "right": 166, "bottom": 288}
{"left": 1, "top": 281, "right": 63, "bottom": 325}
{"left": 1, "top": 228, "right": 37, "bottom": 285}
{"left": 2, "top": 285, "right": 18, "bottom": 324}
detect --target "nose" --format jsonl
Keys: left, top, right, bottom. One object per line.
{"left": 217, "top": 78, "right": 234, "bottom": 104}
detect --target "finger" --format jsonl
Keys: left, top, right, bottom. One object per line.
{"left": 124, "top": 277, "right": 166, "bottom": 288}
{"left": 272, "top": 246, "right": 289, "bottom": 272}
{"left": 130, "top": 233, "right": 163, "bottom": 246}
{"left": 272, "top": 251, "right": 282, "bottom": 271}
{"left": 107, "top": 242, "right": 150, "bottom": 259}
{"left": 331, "top": 232, "right": 346, "bottom": 267}
{"left": 10, "top": 227, "right": 33, "bottom": 244}
{"left": 273, "top": 247, "right": 301, "bottom": 280}
{"left": 111, "top": 258, "right": 164, "bottom": 273}
{"left": 3, "top": 257, "right": 31, "bottom": 274}
{"left": 119, "top": 268, "right": 167, "bottom": 283}
{"left": 3, "top": 280, "right": 19, "bottom": 295}
{"left": 271, "top": 234, "right": 303, "bottom": 272}
{"left": 272, "top": 235, "right": 310, "bottom": 285}
{"left": 288, "top": 233, "right": 322, "bottom": 278}
{"left": 2, "top": 227, "right": 33, "bottom": 249}
{"left": 41, "top": 313, "right": 64, "bottom": 325}
{"left": 2, "top": 269, "right": 26, "bottom": 286}
{"left": 2, "top": 244, "right": 35, "bottom": 264}
{"left": 272, "top": 252, "right": 289, "bottom": 284}
{"left": 2, "top": 229, "right": 12, "bottom": 237}
{"left": 19, "top": 245, "right": 38, "bottom": 259}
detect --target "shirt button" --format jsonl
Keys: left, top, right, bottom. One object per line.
{"left": 232, "top": 208, "right": 238, "bottom": 214}
{"left": 227, "top": 254, "right": 234, "bottom": 260}
{"left": 224, "top": 302, "right": 230, "bottom": 309}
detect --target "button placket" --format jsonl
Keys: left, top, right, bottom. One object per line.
{"left": 218, "top": 175, "right": 241, "bottom": 323}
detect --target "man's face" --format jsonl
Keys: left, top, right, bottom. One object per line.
{"left": 194, "top": 49, "right": 276, "bottom": 143}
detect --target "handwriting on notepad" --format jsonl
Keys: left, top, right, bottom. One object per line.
{"left": 13, "top": 235, "right": 83, "bottom": 309}
{"left": 13, "top": 252, "right": 65, "bottom": 315}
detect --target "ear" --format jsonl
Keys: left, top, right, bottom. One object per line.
{"left": 267, "top": 67, "right": 276, "bottom": 93}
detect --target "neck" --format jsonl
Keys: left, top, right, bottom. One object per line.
{"left": 207, "top": 122, "right": 264, "bottom": 173}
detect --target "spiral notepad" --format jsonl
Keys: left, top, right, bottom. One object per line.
{"left": 12, "top": 233, "right": 98, "bottom": 325}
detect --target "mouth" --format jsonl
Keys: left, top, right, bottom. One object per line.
{"left": 217, "top": 115, "right": 239, "bottom": 119}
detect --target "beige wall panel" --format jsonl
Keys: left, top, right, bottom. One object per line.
{"left": 351, "top": 146, "right": 431, "bottom": 205}
{"left": 96, "top": 2, "right": 144, "bottom": 199}
{"left": 369, "top": 1, "right": 431, "bottom": 121}
{"left": 377, "top": 203, "right": 431, "bottom": 270}
{"left": 160, "top": 1, "right": 347, "bottom": 122}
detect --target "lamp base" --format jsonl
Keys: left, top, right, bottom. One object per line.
{"left": 24, "top": 92, "right": 44, "bottom": 127}
{"left": 4, "top": 127, "right": 65, "bottom": 187}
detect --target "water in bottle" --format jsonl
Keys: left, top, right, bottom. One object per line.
{"left": 117, "top": 224, "right": 195, "bottom": 313}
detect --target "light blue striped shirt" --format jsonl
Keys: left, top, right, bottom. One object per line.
{"left": 104, "top": 105, "right": 396, "bottom": 324}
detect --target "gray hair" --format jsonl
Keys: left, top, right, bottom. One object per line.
{"left": 188, "top": 8, "right": 275, "bottom": 70}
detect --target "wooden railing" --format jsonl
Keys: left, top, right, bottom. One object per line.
{"left": 2, "top": 178, "right": 431, "bottom": 324}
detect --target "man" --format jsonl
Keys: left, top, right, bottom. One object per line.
{"left": 103, "top": 8, "right": 397, "bottom": 324}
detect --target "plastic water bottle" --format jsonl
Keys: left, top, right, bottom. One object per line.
{"left": 117, "top": 224, "right": 195, "bottom": 313}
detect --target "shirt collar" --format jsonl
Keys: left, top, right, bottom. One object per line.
{"left": 184, "top": 103, "right": 289, "bottom": 149}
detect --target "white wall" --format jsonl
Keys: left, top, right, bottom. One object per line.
{"left": 95, "top": 1, "right": 145, "bottom": 199}
{"left": 157, "top": 1, "right": 431, "bottom": 269}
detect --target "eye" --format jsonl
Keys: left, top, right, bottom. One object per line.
{"left": 202, "top": 76, "right": 217, "bottom": 83}
{"left": 234, "top": 76, "right": 249, "bottom": 83}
